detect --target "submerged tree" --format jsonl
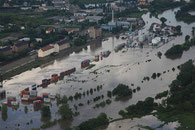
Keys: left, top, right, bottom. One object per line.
{"left": 1, "top": 105, "right": 8, "bottom": 121}
{"left": 41, "top": 106, "right": 51, "bottom": 118}
{"left": 58, "top": 104, "right": 73, "bottom": 120}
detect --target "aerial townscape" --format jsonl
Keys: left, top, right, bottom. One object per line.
{"left": 0, "top": 0, "right": 195, "bottom": 129}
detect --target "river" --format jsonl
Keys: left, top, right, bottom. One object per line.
{"left": 0, "top": 7, "right": 195, "bottom": 130}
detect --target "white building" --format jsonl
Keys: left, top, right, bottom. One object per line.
{"left": 19, "top": 37, "right": 30, "bottom": 42}
{"left": 35, "top": 38, "right": 43, "bottom": 43}
{"left": 38, "top": 45, "right": 55, "bottom": 58}
{"left": 74, "top": 11, "right": 87, "bottom": 17}
{"left": 151, "top": 37, "right": 161, "bottom": 45}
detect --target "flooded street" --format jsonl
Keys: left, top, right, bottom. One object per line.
{"left": 1, "top": 8, "right": 195, "bottom": 130}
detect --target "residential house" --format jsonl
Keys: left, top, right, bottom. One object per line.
{"left": 38, "top": 45, "right": 55, "bottom": 57}
{"left": 0, "top": 46, "right": 12, "bottom": 55}
{"left": 54, "top": 39, "right": 70, "bottom": 52}
{"left": 138, "top": 0, "right": 147, "bottom": 5}
{"left": 88, "top": 26, "right": 102, "bottom": 39}
{"left": 46, "top": 27, "right": 55, "bottom": 34}
{"left": 20, "top": 7, "right": 32, "bottom": 10}
{"left": 74, "top": 11, "right": 87, "bottom": 17}
{"left": 66, "top": 28, "right": 74, "bottom": 34}
{"left": 35, "top": 38, "right": 43, "bottom": 43}
{"left": 12, "top": 41, "right": 29, "bottom": 52}
{"left": 20, "top": 26, "right": 25, "bottom": 30}
{"left": 19, "top": 37, "right": 30, "bottom": 42}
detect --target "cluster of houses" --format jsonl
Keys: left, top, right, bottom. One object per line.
{"left": 0, "top": 40, "right": 32, "bottom": 56}
{"left": 101, "top": 9, "right": 142, "bottom": 31}
{"left": 38, "top": 25, "right": 102, "bottom": 58}
{"left": 0, "top": 24, "right": 102, "bottom": 59}
{"left": 151, "top": 23, "right": 176, "bottom": 36}
{"left": 38, "top": 38, "right": 70, "bottom": 58}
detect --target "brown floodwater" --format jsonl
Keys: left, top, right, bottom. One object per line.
{"left": 0, "top": 7, "right": 195, "bottom": 130}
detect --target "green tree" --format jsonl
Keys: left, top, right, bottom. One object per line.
{"left": 58, "top": 104, "right": 73, "bottom": 120}
{"left": 176, "top": 25, "right": 181, "bottom": 34}
{"left": 78, "top": 113, "right": 109, "bottom": 130}
{"left": 1, "top": 104, "right": 8, "bottom": 121}
{"left": 107, "top": 91, "right": 112, "bottom": 98}
{"left": 24, "top": 106, "right": 28, "bottom": 114}
{"left": 112, "top": 84, "right": 132, "bottom": 99}
{"left": 160, "top": 17, "right": 167, "bottom": 25}
{"left": 41, "top": 106, "right": 51, "bottom": 118}
{"left": 185, "top": 35, "right": 190, "bottom": 42}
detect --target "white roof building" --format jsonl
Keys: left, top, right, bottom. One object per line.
{"left": 151, "top": 37, "right": 161, "bottom": 45}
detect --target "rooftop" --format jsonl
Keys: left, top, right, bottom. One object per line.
{"left": 46, "top": 27, "right": 55, "bottom": 32}
{"left": 14, "top": 41, "right": 29, "bottom": 47}
{"left": 66, "top": 28, "right": 73, "bottom": 32}
{"left": 56, "top": 39, "right": 69, "bottom": 46}
{"left": 0, "top": 46, "right": 12, "bottom": 52}
{"left": 40, "top": 45, "right": 54, "bottom": 52}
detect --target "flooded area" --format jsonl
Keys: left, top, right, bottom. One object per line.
{"left": 0, "top": 8, "right": 195, "bottom": 130}
{"left": 104, "top": 115, "right": 180, "bottom": 130}
{"left": 189, "top": 11, "right": 195, "bottom": 16}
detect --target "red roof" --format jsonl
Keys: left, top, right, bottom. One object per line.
{"left": 46, "top": 28, "right": 54, "bottom": 32}
{"left": 66, "top": 28, "right": 73, "bottom": 32}
{"left": 40, "top": 45, "right": 54, "bottom": 52}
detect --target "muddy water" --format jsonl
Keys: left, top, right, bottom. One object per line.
{"left": 105, "top": 115, "right": 180, "bottom": 130}
{"left": 0, "top": 8, "right": 195, "bottom": 130}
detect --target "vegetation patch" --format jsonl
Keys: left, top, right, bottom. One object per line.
{"left": 40, "top": 119, "right": 57, "bottom": 129}
{"left": 118, "top": 97, "right": 157, "bottom": 118}
{"left": 165, "top": 37, "right": 195, "bottom": 59}
{"left": 78, "top": 113, "right": 109, "bottom": 130}
{"left": 175, "top": 1, "right": 195, "bottom": 23}
{"left": 112, "top": 84, "right": 132, "bottom": 100}
{"left": 155, "top": 91, "right": 168, "bottom": 99}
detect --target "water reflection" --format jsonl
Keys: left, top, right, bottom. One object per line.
{"left": 2, "top": 114, "right": 8, "bottom": 121}
{"left": 90, "top": 40, "right": 102, "bottom": 52}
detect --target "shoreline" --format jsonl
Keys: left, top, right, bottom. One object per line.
{"left": 1, "top": 32, "right": 117, "bottom": 81}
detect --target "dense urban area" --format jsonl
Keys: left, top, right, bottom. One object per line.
{"left": 0, "top": 0, "right": 195, "bottom": 129}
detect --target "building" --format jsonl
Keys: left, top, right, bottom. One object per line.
{"left": 151, "top": 37, "right": 161, "bottom": 46}
{"left": 54, "top": 39, "right": 70, "bottom": 52}
{"left": 46, "top": 27, "right": 55, "bottom": 34}
{"left": 126, "top": 18, "right": 137, "bottom": 22}
{"left": 12, "top": 41, "right": 29, "bottom": 52}
{"left": 101, "top": 9, "right": 130, "bottom": 31}
{"left": 138, "top": 0, "right": 147, "bottom": 5}
{"left": 35, "top": 38, "right": 43, "bottom": 43}
{"left": 86, "top": 16, "right": 103, "bottom": 23}
{"left": 0, "top": 46, "right": 12, "bottom": 55}
{"left": 20, "top": 26, "right": 25, "bottom": 30}
{"left": 38, "top": 45, "right": 55, "bottom": 57}
{"left": 19, "top": 37, "right": 30, "bottom": 42}
{"left": 52, "top": 0, "right": 66, "bottom": 8}
{"left": 66, "top": 28, "right": 74, "bottom": 34}
{"left": 74, "top": 11, "right": 87, "bottom": 17}
{"left": 88, "top": 26, "right": 102, "bottom": 39}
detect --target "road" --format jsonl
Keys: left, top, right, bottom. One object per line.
{"left": 0, "top": 54, "right": 36, "bottom": 74}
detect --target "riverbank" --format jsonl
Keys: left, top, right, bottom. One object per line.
{"left": 1, "top": 32, "right": 116, "bottom": 80}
